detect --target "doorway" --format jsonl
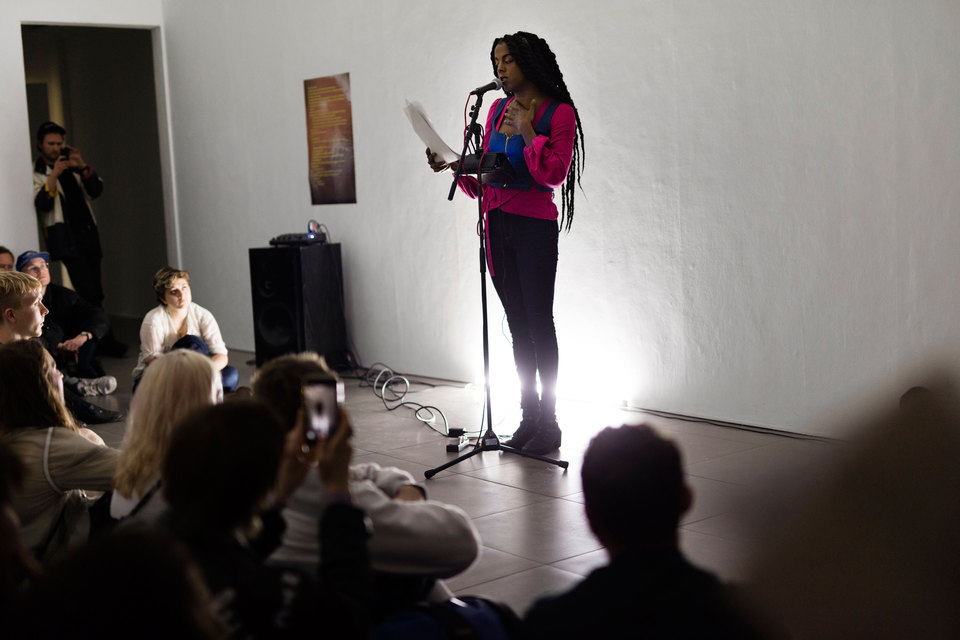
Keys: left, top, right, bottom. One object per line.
{"left": 21, "top": 25, "right": 168, "bottom": 325}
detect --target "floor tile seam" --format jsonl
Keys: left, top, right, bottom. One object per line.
{"left": 683, "top": 471, "right": 751, "bottom": 487}
{"left": 457, "top": 476, "right": 577, "bottom": 500}
{"left": 449, "top": 555, "right": 548, "bottom": 592}
{"left": 680, "top": 512, "right": 741, "bottom": 528}
{"left": 472, "top": 538, "right": 603, "bottom": 568}
{"left": 679, "top": 522, "right": 760, "bottom": 544}
{"left": 546, "top": 552, "right": 607, "bottom": 577}
{"left": 466, "top": 495, "right": 560, "bottom": 520}
{"left": 485, "top": 563, "right": 586, "bottom": 587}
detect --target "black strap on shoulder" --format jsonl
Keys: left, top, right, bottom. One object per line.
{"left": 414, "top": 599, "right": 479, "bottom": 639}
{"left": 129, "top": 480, "right": 161, "bottom": 517}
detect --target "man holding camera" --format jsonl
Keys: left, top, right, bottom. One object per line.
{"left": 32, "top": 121, "right": 105, "bottom": 308}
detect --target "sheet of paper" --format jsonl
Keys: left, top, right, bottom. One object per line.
{"left": 404, "top": 100, "right": 460, "bottom": 164}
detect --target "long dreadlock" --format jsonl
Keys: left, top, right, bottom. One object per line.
{"left": 490, "top": 32, "right": 585, "bottom": 232}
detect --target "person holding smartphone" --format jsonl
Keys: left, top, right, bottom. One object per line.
{"left": 32, "top": 121, "right": 106, "bottom": 308}
{"left": 253, "top": 352, "right": 480, "bottom": 613}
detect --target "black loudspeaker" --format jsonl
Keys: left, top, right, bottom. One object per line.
{"left": 249, "top": 243, "right": 348, "bottom": 368}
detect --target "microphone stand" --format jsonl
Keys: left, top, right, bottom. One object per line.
{"left": 426, "top": 92, "right": 568, "bottom": 479}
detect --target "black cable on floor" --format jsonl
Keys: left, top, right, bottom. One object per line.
{"left": 339, "top": 361, "right": 456, "bottom": 437}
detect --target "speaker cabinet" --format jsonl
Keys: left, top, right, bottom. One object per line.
{"left": 249, "top": 244, "right": 348, "bottom": 368}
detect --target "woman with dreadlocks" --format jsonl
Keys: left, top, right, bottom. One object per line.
{"left": 427, "top": 31, "right": 584, "bottom": 455}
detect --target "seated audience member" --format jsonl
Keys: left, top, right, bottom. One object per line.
{"left": 162, "top": 400, "right": 371, "bottom": 638}
{"left": 111, "top": 350, "right": 221, "bottom": 522}
{"left": 133, "top": 266, "right": 238, "bottom": 392}
{"left": 17, "top": 249, "right": 116, "bottom": 394}
{"left": 0, "top": 270, "right": 47, "bottom": 345}
{"left": 0, "top": 246, "right": 13, "bottom": 271}
{"left": 0, "top": 442, "right": 43, "bottom": 614}
{"left": 12, "top": 527, "right": 225, "bottom": 639}
{"left": 252, "top": 352, "right": 480, "bottom": 613}
{"left": 0, "top": 271, "right": 121, "bottom": 424}
{"left": 0, "top": 340, "right": 118, "bottom": 564}
{"left": 523, "top": 424, "right": 761, "bottom": 639}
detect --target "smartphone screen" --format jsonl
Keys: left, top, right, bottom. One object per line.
{"left": 302, "top": 377, "right": 344, "bottom": 446}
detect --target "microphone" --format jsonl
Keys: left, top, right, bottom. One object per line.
{"left": 470, "top": 78, "right": 503, "bottom": 96}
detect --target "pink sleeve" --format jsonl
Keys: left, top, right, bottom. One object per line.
{"left": 524, "top": 102, "right": 576, "bottom": 189}
{"left": 456, "top": 100, "right": 502, "bottom": 199}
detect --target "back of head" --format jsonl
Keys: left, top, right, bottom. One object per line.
{"left": 582, "top": 424, "right": 687, "bottom": 549}
{"left": 163, "top": 399, "right": 286, "bottom": 535}
{"left": 0, "top": 339, "right": 74, "bottom": 433}
{"left": 15, "top": 527, "right": 222, "bottom": 639}
{"left": 0, "top": 271, "right": 41, "bottom": 316}
{"left": 252, "top": 351, "right": 336, "bottom": 430}
{"left": 114, "top": 350, "right": 219, "bottom": 498}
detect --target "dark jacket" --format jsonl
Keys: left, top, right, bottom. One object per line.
{"left": 523, "top": 547, "right": 761, "bottom": 639}
{"left": 40, "top": 283, "right": 109, "bottom": 352}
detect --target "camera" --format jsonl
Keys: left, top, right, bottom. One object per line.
{"left": 302, "top": 375, "right": 344, "bottom": 446}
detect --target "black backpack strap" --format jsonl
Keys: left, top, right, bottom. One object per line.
{"left": 415, "top": 598, "right": 479, "bottom": 640}
{"left": 128, "top": 480, "right": 161, "bottom": 517}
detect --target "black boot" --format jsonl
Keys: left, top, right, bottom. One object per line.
{"left": 504, "top": 417, "right": 540, "bottom": 449}
{"left": 505, "top": 389, "right": 540, "bottom": 449}
{"left": 64, "top": 385, "right": 124, "bottom": 424}
{"left": 522, "top": 418, "right": 561, "bottom": 455}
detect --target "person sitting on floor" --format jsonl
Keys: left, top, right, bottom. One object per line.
{"left": 162, "top": 399, "right": 372, "bottom": 638}
{"left": 0, "top": 271, "right": 120, "bottom": 424}
{"left": 11, "top": 526, "right": 225, "bottom": 639}
{"left": 133, "top": 266, "right": 238, "bottom": 392}
{"left": 0, "top": 246, "right": 14, "bottom": 272}
{"left": 523, "top": 424, "right": 762, "bottom": 639}
{"left": 111, "top": 349, "right": 221, "bottom": 523}
{"left": 0, "top": 441, "right": 43, "bottom": 615}
{"left": 252, "top": 352, "right": 480, "bottom": 616}
{"left": 16, "top": 249, "right": 116, "bottom": 396}
{"left": 0, "top": 339, "right": 118, "bottom": 564}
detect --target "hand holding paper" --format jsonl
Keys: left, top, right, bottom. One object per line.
{"left": 404, "top": 101, "right": 460, "bottom": 164}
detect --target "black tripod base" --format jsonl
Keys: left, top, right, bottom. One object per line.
{"left": 424, "top": 433, "right": 568, "bottom": 479}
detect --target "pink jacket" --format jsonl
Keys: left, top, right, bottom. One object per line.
{"left": 457, "top": 97, "right": 576, "bottom": 220}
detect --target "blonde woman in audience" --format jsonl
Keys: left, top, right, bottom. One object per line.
{"left": 111, "top": 349, "right": 221, "bottom": 522}
{"left": 0, "top": 339, "right": 118, "bottom": 563}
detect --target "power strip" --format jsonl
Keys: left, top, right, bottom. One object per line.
{"left": 446, "top": 428, "right": 470, "bottom": 452}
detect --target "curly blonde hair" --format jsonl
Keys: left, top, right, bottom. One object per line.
{"left": 113, "top": 350, "right": 219, "bottom": 498}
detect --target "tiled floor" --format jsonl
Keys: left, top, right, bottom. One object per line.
{"left": 87, "top": 340, "right": 837, "bottom": 617}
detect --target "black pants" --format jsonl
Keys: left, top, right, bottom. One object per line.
{"left": 487, "top": 208, "right": 559, "bottom": 420}
{"left": 62, "top": 226, "right": 104, "bottom": 307}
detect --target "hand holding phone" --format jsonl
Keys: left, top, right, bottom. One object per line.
{"left": 302, "top": 375, "right": 344, "bottom": 447}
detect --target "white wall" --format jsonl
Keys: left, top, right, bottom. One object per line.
{"left": 159, "top": 0, "right": 960, "bottom": 435}
{"left": 0, "top": 0, "right": 164, "bottom": 253}
{"left": 4, "top": 1, "right": 958, "bottom": 436}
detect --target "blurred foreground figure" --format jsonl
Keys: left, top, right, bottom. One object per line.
{"left": 523, "top": 424, "right": 762, "bottom": 639}
{"left": 748, "top": 375, "right": 960, "bottom": 639}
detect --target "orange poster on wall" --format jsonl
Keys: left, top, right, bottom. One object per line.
{"left": 304, "top": 73, "right": 356, "bottom": 204}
